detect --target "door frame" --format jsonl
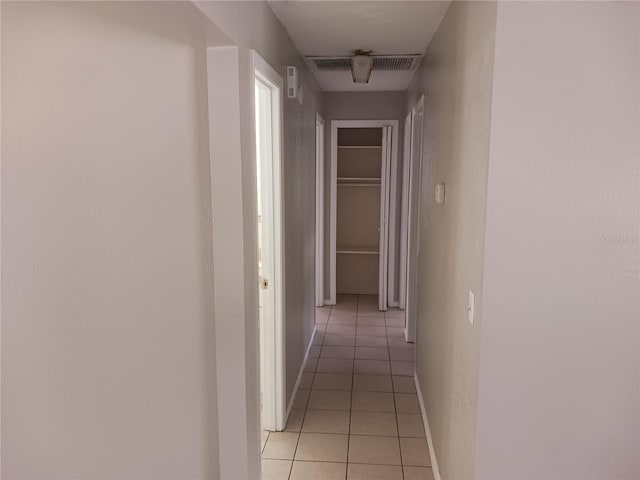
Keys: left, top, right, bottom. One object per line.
{"left": 398, "top": 111, "right": 412, "bottom": 310}
{"left": 252, "top": 51, "right": 286, "bottom": 432}
{"left": 315, "top": 113, "right": 325, "bottom": 307}
{"left": 328, "top": 119, "right": 399, "bottom": 308}
{"left": 403, "top": 96, "right": 425, "bottom": 343}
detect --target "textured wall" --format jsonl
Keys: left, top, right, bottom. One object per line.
{"left": 475, "top": 2, "right": 640, "bottom": 478}
{"left": 1, "top": 2, "right": 225, "bottom": 478}
{"left": 406, "top": 2, "right": 497, "bottom": 478}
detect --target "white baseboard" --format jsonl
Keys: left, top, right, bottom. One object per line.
{"left": 414, "top": 373, "right": 442, "bottom": 480}
{"left": 285, "top": 326, "right": 317, "bottom": 418}
{"left": 388, "top": 300, "right": 400, "bottom": 308}
{"left": 323, "top": 298, "right": 335, "bottom": 306}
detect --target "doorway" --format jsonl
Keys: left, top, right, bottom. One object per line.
{"left": 315, "top": 114, "right": 325, "bottom": 307}
{"left": 328, "top": 120, "right": 399, "bottom": 312}
{"left": 399, "top": 95, "right": 424, "bottom": 342}
{"left": 253, "top": 51, "right": 286, "bottom": 432}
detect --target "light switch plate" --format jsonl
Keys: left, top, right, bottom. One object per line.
{"left": 468, "top": 290, "right": 475, "bottom": 325}
{"left": 435, "top": 183, "right": 445, "bottom": 204}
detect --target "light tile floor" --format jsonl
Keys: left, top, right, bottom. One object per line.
{"left": 261, "top": 294, "right": 434, "bottom": 480}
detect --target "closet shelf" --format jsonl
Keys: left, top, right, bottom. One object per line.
{"left": 336, "top": 246, "right": 379, "bottom": 255}
{"left": 338, "top": 145, "right": 382, "bottom": 149}
{"left": 337, "top": 177, "right": 381, "bottom": 188}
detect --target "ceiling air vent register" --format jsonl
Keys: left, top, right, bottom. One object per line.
{"left": 306, "top": 55, "right": 421, "bottom": 72}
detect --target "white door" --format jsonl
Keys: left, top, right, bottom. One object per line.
{"left": 254, "top": 52, "right": 285, "bottom": 432}
{"left": 378, "top": 125, "right": 393, "bottom": 311}
{"left": 404, "top": 96, "right": 425, "bottom": 343}
{"left": 315, "top": 114, "right": 325, "bottom": 307}
{"left": 398, "top": 112, "right": 412, "bottom": 310}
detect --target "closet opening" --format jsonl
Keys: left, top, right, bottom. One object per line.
{"left": 329, "top": 120, "right": 399, "bottom": 312}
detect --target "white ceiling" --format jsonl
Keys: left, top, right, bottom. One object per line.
{"left": 268, "top": 1, "right": 450, "bottom": 91}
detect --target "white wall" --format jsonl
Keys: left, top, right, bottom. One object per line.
{"left": 1, "top": 2, "right": 228, "bottom": 478}
{"left": 475, "top": 2, "right": 640, "bottom": 478}
{"left": 193, "top": 2, "right": 322, "bottom": 477}
{"left": 406, "top": 2, "right": 497, "bottom": 478}
{"left": 322, "top": 92, "right": 406, "bottom": 304}
{"left": 195, "top": 0, "right": 321, "bottom": 408}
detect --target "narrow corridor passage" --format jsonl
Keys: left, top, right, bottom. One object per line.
{"left": 261, "top": 295, "right": 433, "bottom": 480}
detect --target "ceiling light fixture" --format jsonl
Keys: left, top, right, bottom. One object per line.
{"left": 351, "top": 49, "right": 373, "bottom": 84}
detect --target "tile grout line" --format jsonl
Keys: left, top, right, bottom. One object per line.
{"left": 345, "top": 294, "right": 359, "bottom": 480}
{"left": 286, "top": 314, "right": 325, "bottom": 480}
{"left": 385, "top": 304, "right": 405, "bottom": 480}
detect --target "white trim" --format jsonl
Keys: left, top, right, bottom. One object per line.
{"left": 414, "top": 373, "right": 442, "bottom": 480}
{"left": 286, "top": 326, "right": 317, "bottom": 416}
{"left": 399, "top": 112, "right": 412, "bottom": 311}
{"left": 329, "top": 121, "right": 337, "bottom": 305}
{"left": 329, "top": 119, "right": 399, "bottom": 309}
{"left": 252, "top": 51, "right": 286, "bottom": 432}
{"left": 404, "top": 96, "right": 425, "bottom": 343}
{"left": 207, "top": 45, "right": 259, "bottom": 480}
{"left": 387, "top": 124, "right": 400, "bottom": 308}
{"left": 315, "top": 114, "right": 325, "bottom": 307}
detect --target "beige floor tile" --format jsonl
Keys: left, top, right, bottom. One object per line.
{"left": 292, "top": 389, "right": 310, "bottom": 410}
{"left": 295, "top": 433, "right": 348, "bottom": 462}
{"left": 262, "top": 432, "right": 299, "bottom": 460}
{"left": 350, "top": 411, "right": 398, "bottom": 436}
{"left": 355, "top": 346, "right": 389, "bottom": 360}
{"left": 356, "top": 316, "right": 386, "bottom": 326}
{"left": 332, "top": 307, "right": 357, "bottom": 316}
{"left": 326, "top": 324, "right": 357, "bottom": 336}
{"left": 353, "top": 374, "right": 393, "bottom": 392}
{"left": 403, "top": 466, "right": 435, "bottom": 480}
{"left": 392, "top": 376, "right": 416, "bottom": 393}
{"left": 321, "top": 345, "right": 355, "bottom": 359}
{"left": 316, "top": 324, "right": 327, "bottom": 333}
{"left": 397, "top": 414, "right": 425, "bottom": 437}
{"left": 261, "top": 431, "right": 269, "bottom": 452}
{"left": 356, "top": 335, "right": 388, "bottom": 347}
{"left": 385, "top": 318, "right": 405, "bottom": 328}
{"left": 300, "top": 372, "right": 314, "bottom": 389}
{"left": 315, "top": 311, "right": 330, "bottom": 325}
{"left": 357, "top": 304, "right": 384, "bottom": 317}
{"left": 312, "top": 331, "right": 324, "bottom": 346}
{"left": 391, "top": 361, "right": 414, "bottom": 376}
{"left": 285, "top": 409, "right": 305, "bottom": 432}
{"left": 385, "top": 308, "right": 405, "bottom": 319}
{"left": 348, "top": 463, "right": 403, "bottom": 480}
{"left": 352, "top": 391, "right": 395, "bottom": 412}
{"left": 312, "top": 373, "right": 353, "bottom": 391}
{"left": 290, "top": 461, "right": 347, "bottom": 480}
{"left": 389, "top": 347, "right": 415, "bottom": 361}
{"left": 307, "top": 389, "right": 352, "bottom": 410}
{"left": 356, "top": 326, "right": 388, "bottom": 337}
{"left": 329, "top": 314, "right": 357, "bottom": 325}
{"left": 302, "top": 409, "right": 350, "bottom": 434}
{"left": 395, "top": 393, "right": 421, "bottom": 414}
{"left": 386, "top": 327, "right": 405, "bottom": 338}
{"left": 261, "top": 459, "right": 292, "bottom": 480}
{"left": 348, "top": 435, "right": 401, "bottom": 465}
{"left": 316, "top": 358, "right": 354, "bottom": 374}
{"left": 303, "top": 357, "right": 318, "bottom": 373}
{"left": 400, "top": 437, "right": 430, "bottom": 466}
{"left": 387, "top": 336, "right": 413, "bottom": 349}
{"left": 324, "top": 333, "right": 356, "bottom": 346}
{"left": 358, "top": 294, "right": 378, "bottom": 304}
{"left": 308, "top": 346, "right": 321, "bottom": 359}
{"left": 355, "top": 359, "right": 391, "bottom": 375}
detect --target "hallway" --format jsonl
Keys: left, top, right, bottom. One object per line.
{"left": 261, "top": 295, "right": 432, "bottom": 480}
